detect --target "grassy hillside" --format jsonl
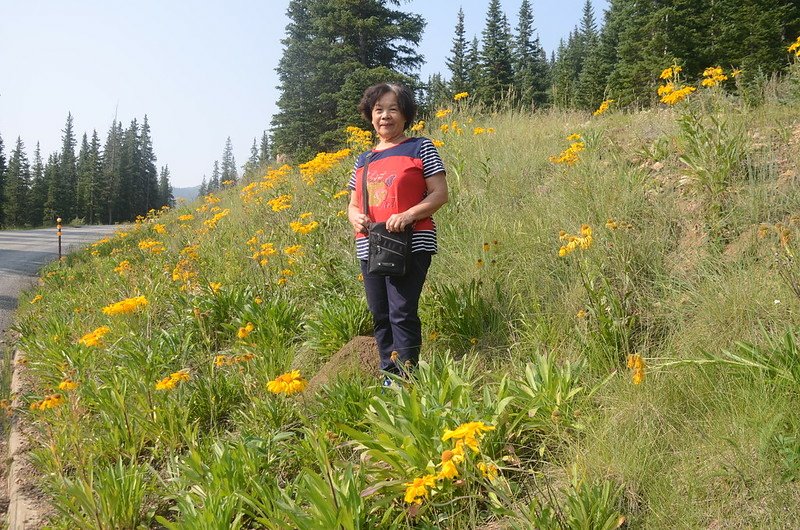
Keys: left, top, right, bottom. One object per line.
{"left": 12, "top": 71, "right": 800, "bottom": 528}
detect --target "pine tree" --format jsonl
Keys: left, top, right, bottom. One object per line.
{"left": 87, "top": 131, "right": 104, "bottom": 224}
{"left": 29, "top": 142, "right": 47, "bottom": 226}
{"left": 259, "top": 131, "right": 271, "bottom": 166}
{"left": 220, "top": 137, "right": 237, "bottom": 184}
{"left": 243, "top": 139, "right": 260, "bottom": 182}
{"left": 424, "top": 73, "right": 450, "bottom": 109}
{"left": 576, "top": 0, "right": 606, "bottom": 109}
{"left": 513, "top": 0, "right": 549, "bottom": 108}
{"left": 466, "top": 37, "right": 481, "bottom": 94}
{"left": 272, "top": 0, "right": 424, "bottom": 160}
{"left": 477, "top": 0, "right": 515, "bottom": 104}
{"left": 57, "top": 113, "right": 77, "bottom": 220}
{"left": 101, "top": 120, "right": 123, "bottom": 223}
{"left": 158, "top": 165, "right": 174, "bottom": 208}
{"left": 209, "top": 161, "right": 220, "bottom": 192}
{"left": 139, "top": 115, "right": 159, "bottom": 213}
{"left": 75, "top": 133, "right": 92, "bottom": 221}
{"left": 198, "top": 176, "right": 208, "bottom": 197}
{"left": 0, "top": 133, "right": 6, "bottom": 226}
{"left": 116, "top": 119, "right": 140, "bottom": 221}
{"left": 42, "top": 153, "right": 60, "bottom": 225}
{"left": 446, "top": 8, "right": 469, "bottom": 95}
{"left": 4, "top": 137, "right": 30, "bottom": 227}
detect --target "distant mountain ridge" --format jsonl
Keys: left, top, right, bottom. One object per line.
{"left": 173, "top": 185, "right": 200, "bottom": 201}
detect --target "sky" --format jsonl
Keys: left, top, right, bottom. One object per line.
{"left": 0, "top": 0, "right": 608, "bottom": 188}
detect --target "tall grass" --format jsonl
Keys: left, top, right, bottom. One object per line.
{"left": 11, "top": 70, "right": 800, "bottom": 528}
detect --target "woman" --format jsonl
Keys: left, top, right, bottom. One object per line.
{"left": 347, "top": 82, "right": 448, "bottom": 381}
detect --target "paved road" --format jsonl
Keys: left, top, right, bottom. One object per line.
{"left": 0, "top": 225, "right": 122, "bottom": 333}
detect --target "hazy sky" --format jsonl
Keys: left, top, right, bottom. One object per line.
{"left": 0, "top": 0, "right": 608, "bottom": 188}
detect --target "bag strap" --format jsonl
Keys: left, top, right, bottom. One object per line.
{"left": 360, "top": 152, "right": 372, "bottom": 219}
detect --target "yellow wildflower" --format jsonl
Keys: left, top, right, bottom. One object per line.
{"left": 453, "top": 91, "right": 469, "bottom": 101}
{"left": 345, "top": 126, "right": 373, "bottom": 151}
{"left": 283, "top": 244, "right": 303, "bottom": 256}
{"left": 114, "top": 260, "right": 132, "bottom": 275}
{"left": 30, "top": 394, "right": 64, "bottom": 410}
{"left": 290, "top": 220, "right": 319, "bottom": 235}
{"left": 209, "top": 282, "right": 222, "bottom": 293}
{"left": 435, "top": 109, "right": 452, "bottom": 119}
{"left": 660, "top": 85, "right": 695, "bottom": 105}
{"left": 627, "top": 353, "right": 646, "bottom": 384}
{"left": 152, "top": 223, "right": 167, "bottom": 234}
{"left": 298, "top": 149, "right": 351, "bottom": 186}
{"left": 409, "top": 120, "right": 425, "bottom": 133}
{"left": 58, "top": 379, "right": 79, "bottom": 391}
{"left": 403, "top": 474, "right": 437, "bottom": 504}
{"left": 78, "top": 326, "right": 111, "bottom": 347}
{"left": 701, "top": 66, "right": 728, "bottom": 88}
{"left": 155, "top": 369, "right": 191, "bottom": 391}
{"left": 267, "top": 194, "right": 292, "bottom": 212}
{"left": 432, "top": 139, "right": 444, "bottom": 148}
{"left": 332, "top": 190, "right": 349, "bottom": 200}
{"left": 178, "top": 214, "right": 194, "bottom": 222}
{"left": 31, "top": 294, "right": 43, "bottom": 304}
{"left": 102, "top": 296, "right": 148, "bottom": 316}
{"left": 203, "top": 209, "right": 230, "bottom": 229}
{"left": 267, "top": 370, "right": 308, "bottom": 395}
{"left": 442, "top": 421, "right": 495, "bottom": 453}
{"left": 478, "top": 461, "right": 499, "bottom": 481}
{"left": 593, "top": 99, "right": 614, "bottom": 116}
{"left": 659, "top": 65, "right": 681, "bottom": 80}
{"left": 138, "top": 239, "right": 165, "bottom": 254}
{"left": 237, "top": 322, "right": 255, "bottom": 339}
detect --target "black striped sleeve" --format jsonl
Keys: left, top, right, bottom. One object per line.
{"left": 419, "top": 138, "right": 446, "bottom": 178}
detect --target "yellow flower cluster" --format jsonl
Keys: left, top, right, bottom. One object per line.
{"left": 237, "top": 322, "right": 255, "bottom": 339}
{"left": 432, "top": 139, "right": 444, "bottom": 148}
{"left": 181, "top": 244, "right": 200, "bottom": 260}
{"left": 659, "top": 65, "right": 682, "bottom": 80}
{"left": 298, "top": 148, "right": 351, "bottom": 186}
{"left": 409, "top": 120, "right": 425, "bottom": 133}
{"left": 549, "top": 134, "right": 585, "bottom": 165}
{"left": 172, "top": 259, "right": 197, "bottom": 285}
{"left": 659, "top": 83, "right": 695, "bottom": 105}
{"left": 404, "top": 421, "right": 496, "bottom": 504}
{"left": 222, "top": 179, "right": 234, "bottom": 186}
{"left": 267, "top": 194, "right": 293, "bottom": 212}
{"left": 627, "top": 354, "right": 645, "bottom": 385}
{"left": 332, "top": 189, "right": 349, "bottom": 200}
{"left": 453, "top": 91, "right": 469, "bottom": 101}
{"left": 203, "top": 209, "right": 230, "bottom": 229}
{"left": 114, "top": 260, "right": 131, "bottom": 275}
{"left": 250, "top": 241, "right": 276, "bottom": 266}
{"left": 267, "top": 370, "right": 308, "bottom": 395}
{"left": 283, "top": 244, "right": 303, "bottom": 256}
{"left": 346, "top": 126, "right": 373, "bottom": 151}
{"left": 209, "top": 282, "right": 222, "bottom": 293}
{"left": 240, "top": 165, "right": 292, "bottom": 205}
{"left": 439, "top": 120, "right": 463, "bottom": 134}
{"left": 58, "top": 379, "right": 79, "bottom": 391}
{"left": 788, "top": 35, "right": 800, "bottom": 57}
{"left": 558, "top": 224, "right": 593, "bottom": 257}
{"left": 214, "top": 353, "right": 256, "bottom": 367}
{"left": 700, "top": 66, "right": 728, "bottom": 87}
{"left": 178, "top": 214, "right": 194, "bottom": 222}
{"left": 152, "top": 223, "right": 167, "bottom": 234}
{"left": 138, "top": 239, "right": 165, "bottom": 254}
{"left": 155, "top": 369, "right": 190, "bottom": 391}
{"left": 78, "top": 326, "right": 111, "bottom": 347}
{"left": 593, "top": 99, "right": 614, "bottom": 116}
{"left": 102, "top": 295, "right": 148, "bottom": 316}
{"left": 435, "top": 109, "right": 452, "bottom": 119}
{"left": 290, "top": 219, "right": 319, "bottom": 235}
{"left": 472, "top": 127, "right": 496, "bottom": 135}
{"left": 30, "top": 394, "right": 64, "bottom": 410}
{"left": 31, "top": 294, "right": 43, "bottom": 304}
{"left": 605, "top": 218, "right": 632, "bottom": 230}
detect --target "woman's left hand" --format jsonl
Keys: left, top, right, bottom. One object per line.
{"left": 385, "top": 211, "right": 414, "bottom": 232}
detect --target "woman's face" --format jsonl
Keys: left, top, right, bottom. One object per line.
{"left": 371, "top": 91, "right": 406, "bottom": 142}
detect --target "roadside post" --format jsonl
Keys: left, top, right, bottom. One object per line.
{"left": 57, "top": 217, "right": 62, "bottom": 261}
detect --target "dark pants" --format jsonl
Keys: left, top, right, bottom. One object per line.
{"left": 360, "top": 252, "right": 432, "bottom": 375}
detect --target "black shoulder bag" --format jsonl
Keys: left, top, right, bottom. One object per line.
{"left": 361, "top": 153, "right": 412, "bottom": 276}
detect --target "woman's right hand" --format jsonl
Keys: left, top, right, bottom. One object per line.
{"left": 349, "top": 210, "right": 371, "bottom": 234}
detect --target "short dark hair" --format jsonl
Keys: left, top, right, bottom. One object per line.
{"left": 358, "top": 83, "right": 417, "bottom": 130}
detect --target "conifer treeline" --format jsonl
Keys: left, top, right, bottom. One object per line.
{"left": 0, "top": 113, "right": 174, "bottom": 227}
{"left": 271, "top": 0, "right": 800, "bottom": 160}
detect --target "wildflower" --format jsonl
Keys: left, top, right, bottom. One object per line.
{"left": 214, "top": 354, "right": 227, "bottom": 367}
{"left": 660, "top": 85, "right": 695, "bottom": 105}
{"left": 58, "top": 379, "right": 79, "bottom": 391}
{"left": 476, "top": 259, "right": 484, "bottom": 268}
{"left": 483, "top": 242, "right": 490, "bottom": 252}
{"left": 267, "top": 194, "right": 293, "bottom": 212}
{"left": 566, "top": 133, "right": 582, "bottom": 141}
{"left": 558, "top": 225, "right": 593, "bottom": 256}
{"left": 657, "top": 82, "right": 675, "bottom": 97}
{"left": 550, "top": 135, "right": 586, "bottom": 165}
{"left": 178, "top": 214, "right": 194, "bottom": 222}
{"left": 332, "top": 190, "right": 349, "bottom": 200}
{"left": 357, "top": 273, "right": 363, "bottom": 282}
{"left": 114, "top": 260, "right": 132, "bottom": 275}
{"left": 432, "top": 139, "right": 444, "bottom": 148}
{"left": 403, "top": 474, "right": 437, "bottom": 504}
{"left": 283, "top": 244, "right": 303, "bottom": 256}
{"left": 576, "top": 309, "right": 587, "bottom": 319}
{"left": 290, "top": 220, "right": 319, "bottom": 234}
{"left": 473, "top": 127, "right": 486, "bottom": 135}
{"left": 280, "top": 269, "right": 293, "bottom": 276}
{"left": 409, "top": 120, "right": 425, "bottom": 133}
{"left": 442, "top": 421, "right": 495, "bottom": 453}
{"left": 730, "top": 68, "right": 742, "bottom": 78}
{"left": 203, "top": 209, "right": 230, "bottom": 229}
{"left": 152, "top": 223, "right": 167, "bottom": 234}
{"left": 435, "top": 109, "right": 452, "bottom": 119}
{"left": 453, "top": 91, "right": 469, "bottom": 101}
{"left": 605, "top": 218, "right": 618, "bottom": 230}
{"left": 155, "top": 369, "right": 191, "bottom": 391}
{"left": 209, "top": 282, "right": 222, "bottom": 293}
{"left": 78, "top": 326, "right": 111, "bottom": 347}
{"left": 254, "top": 296, "right": 263, "bottom": 304}
{"left": 593, "top": 99, "right": 614, "bottom": 116}
{"left": 478, "top": 461, "right": 499, "bottom": 481}
{"left": 31, "top": 295, "right": 43, "bottom": 304}
{"left": 30, "top": 394, "right": 64, "bottom": 410}
{"left": 298, "top": 149, "right": 351, "bottom": 186}
{"left": 627, "top": 354, "right": 646, "bottom": 385}
{"left": 701, "top": 66, "right": 728, "bottom": 88}
{"left": 237, "top": 322, "right": 255, "bottom": 339}
{"left": 222, "top": 179, "right": 234, "bottom": 186}
{"left": 345, "top": 126, "right": 373, "bottom": 151}
{"left": 102, "top": 296, "right": 148, "bottom": 316}
{"left": 138, "top": 239, "right": 165, "bottom": 254}
{"left": 789, "top": 35, "right": 800, "bottom": 56}
{"left": 267, "top": 370, "right": 308, "bottom": 395}
{"left": 659, "top": 65, "right": 680, "bottom": 79}
{"left": 438, "top": 447, "right": 465, "bottom": 480}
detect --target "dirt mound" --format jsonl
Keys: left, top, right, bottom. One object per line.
{"left": 307, "top": 336, "right": 381, "bottom": 392}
